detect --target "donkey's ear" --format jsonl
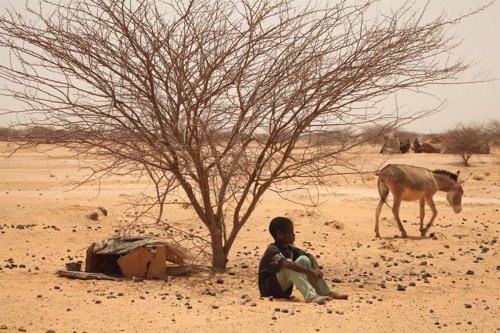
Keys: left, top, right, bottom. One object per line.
{"left": 460, "top": 172, "right": 472, "bottom": 185}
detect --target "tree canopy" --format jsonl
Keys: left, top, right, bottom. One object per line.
{"left": 0, "top": 0, "right": 485, "bottom": 271}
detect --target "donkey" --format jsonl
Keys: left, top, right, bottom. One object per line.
{"left": 375, "top": 164, "right": 464, "bottom": 238}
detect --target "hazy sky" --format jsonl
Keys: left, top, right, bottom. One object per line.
{"left": 0, "top": 0, "right": 498, "bottom": 133}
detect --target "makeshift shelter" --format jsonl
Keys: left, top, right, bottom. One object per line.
{"left": 421, "top": 135, "right": 490, "bottom": 154}
{"left": 59, "top": 236, "right": 193, "bottom": 280}
{"left": 420, "top": 135, "right": 448, "bottom": 153}
{"left": 380, "top": 135, "right": 401, "bottom": 154}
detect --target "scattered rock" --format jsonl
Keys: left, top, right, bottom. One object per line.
{"left": 397, "top": 284, "right": 406, "bottom": 291}
{"left": 97, "top": 206, "right": 108, "bottom": 216}
{"left": 87, "top": 212, "right": 99, "bottom": 221}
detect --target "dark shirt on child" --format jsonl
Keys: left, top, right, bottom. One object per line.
{"left": 258, "top": 243, "right": 308, "bottom": 298}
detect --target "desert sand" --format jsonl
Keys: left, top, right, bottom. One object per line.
{"left": 0, "top": 141, "right": 499, "bottom": 333}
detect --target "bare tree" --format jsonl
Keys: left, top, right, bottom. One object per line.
{"left": 446, "top": 122, "right": 490, "bottom": 166}
{"left": 485, "top": 119, "right": 500, "bottom": 147}
{"left": 0, "top": 0, "right": 487, "bottom": 271}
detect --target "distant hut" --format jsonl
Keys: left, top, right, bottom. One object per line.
{"left": 420, "top": 136, "right": 448, "bottom": 153}
{"left": 380, "top": 135, "right": 401, "bottom": 154}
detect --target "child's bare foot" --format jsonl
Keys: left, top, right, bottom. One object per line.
{"left": 327, "top": 291, "right": 348, "bottom": 300}
{"left": 308, "top": 295, "right": 331, "bottom": 304}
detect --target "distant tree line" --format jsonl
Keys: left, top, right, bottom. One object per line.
{"left": 2, "top": 120, "right": 499, "bottom": 150}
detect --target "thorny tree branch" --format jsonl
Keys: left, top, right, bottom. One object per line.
{"left": 0, "top": 0, "right": 491, "bottom": 271}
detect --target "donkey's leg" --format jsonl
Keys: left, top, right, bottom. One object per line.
{"left": 375, "top": 199, "right": 384, "bottom": 238}
{"left": 422, "top": 198, "right": 438, "bottom": 236}
{"left": 375, "top": 182, "right": 390, "bottom": 238}
{"left": 392, "top": 196, "right": 407, "bottom": 238}
{"left": 419, "top": 199, "right": 426, "bottom": 236}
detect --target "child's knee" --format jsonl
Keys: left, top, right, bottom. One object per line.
{"left": 295, "top": 255, "right": 312, "bottom": 267}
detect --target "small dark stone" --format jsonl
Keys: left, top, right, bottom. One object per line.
{"left": 97, "top": 206, "right": 108, "bottom": 216}
{"left": 466, "top": 270, "right": 474, "bottom": 275}
{"left": 215, "top": 278, "right": 224, "bottom": 284}
{"left": 87, "top": 212, "right": 99, "bottom": 221}
{"left": 464, "top": 304, "right": 472, "bottom": 309}
{"left": 397, "top": 284, "right": 406, "bottom": 291}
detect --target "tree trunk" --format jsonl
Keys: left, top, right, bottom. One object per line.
{"left": 210, "top": 229, "right": 227, "bottom": 272}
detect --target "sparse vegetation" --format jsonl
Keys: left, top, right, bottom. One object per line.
{"left": 0, "top": 0, "right": 486, "bottom": 271}
{"left": 485, "top": 119, "right": 500, "bottom": 147}
{"left": 446, "top": 122, "right": 490, "bottom": 166}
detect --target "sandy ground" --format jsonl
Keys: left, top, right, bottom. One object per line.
{"left": 0, "top": 141, "right": 499, "bottom": 333}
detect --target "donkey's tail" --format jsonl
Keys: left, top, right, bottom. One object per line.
{"left": 377, "top": 172, "right": 392, "bottom": 210}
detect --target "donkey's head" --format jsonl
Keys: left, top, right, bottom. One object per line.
{"left": 445, "top": 170, "right": 465, "bottom": 213}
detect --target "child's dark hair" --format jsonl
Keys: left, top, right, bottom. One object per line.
{"left": 269, "top": 217, "right": 293, "bottom": 239}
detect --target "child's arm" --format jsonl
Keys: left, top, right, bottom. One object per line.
{"left": 307, "top": 254, "right": 320, "bottom": 269}
{"left": 281, "top": 257, "right": 323, "bottom": 280}
{"left": 281, "top": 259, "right": 315, "bottom": 274}
{"left": 307, "top": 254, "right": 324, "bottom": 279}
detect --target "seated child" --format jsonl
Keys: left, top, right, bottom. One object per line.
{"left": 258, "top": 216, "right": 348, "bottom": 304}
